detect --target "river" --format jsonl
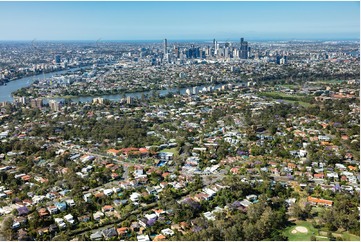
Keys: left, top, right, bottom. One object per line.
{"left": 0, "top": 66, "right": 90, "bottom": 103}
{"left": 0, "top": 67, "right": 237, "bottom": 104}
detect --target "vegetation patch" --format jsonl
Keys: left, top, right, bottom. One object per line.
{"left": 284, "top": 220, "right": 317, "bottom": 241}
{"left": 340, "top": 231, "right": 361, "bottom": 241}
{"left": 159, "top": 147, "right": 178, "bottom": 154}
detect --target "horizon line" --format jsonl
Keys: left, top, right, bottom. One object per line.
{"left": 0, "top": 38, "right": 360, "bottom": 42}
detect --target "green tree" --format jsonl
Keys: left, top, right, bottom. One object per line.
{"left": 1, "top": 216, "right": 15, "bottom": 240}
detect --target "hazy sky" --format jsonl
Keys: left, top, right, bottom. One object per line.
{"left": 0, "top": 1, "right": 359, "bottom": 40}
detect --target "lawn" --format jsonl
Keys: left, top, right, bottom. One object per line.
{"left": 318, "top": 230, "right": 360, "bottom": 241}
{"left": 279, "top": 84, "right": 299, "bottom": 88}
{"left": 310, "top": 206, "right": 327, "bottom": 217}
{"left": 259, "top": 91, "right": 305, "bottom": 99}
{"left": 284, "top": 220, "right": 361, "bottom": 241}
{"left": 159, "top": 147, "right": 178, "bottom": 154}
{"left": 313, "top": 79, "right": 345, "bottom": 84}
{"left": 284, "top": 220, "right": 318, "bottom": 241}
{"left": 281, "top": 99, "right": 313, "bottom": 108}
{"left": 337, "top": 231, "right": 360, "bottom": 241}
{"left": 258, "top": 91, "right": 313, "bottom": 108}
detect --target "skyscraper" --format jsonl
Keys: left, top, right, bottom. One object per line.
{"left": 240, "top": 37, "right": 248, "bottom": 59}
{"left": 55, "top": 55, "right": 61, "bottom": 64}
{"left": 174, "top": 45, "right": 179, "bottom": 58}
{"left": 163, "top": 38, "right": 167, "bottom": 57}
{"left": 276, "top": 55, "right": 288, "bottom": 65}
{"left": 215, "top": 42, "right": 219, "bottom": 56}
{"left": 225, "top": 47, "right": 229, "bottom": 59}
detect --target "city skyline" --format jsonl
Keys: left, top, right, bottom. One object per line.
{"left": 0, "top": 1, "right": 359, "bottom": 41}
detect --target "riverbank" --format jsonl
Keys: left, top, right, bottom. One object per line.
{"left": 2, "top": 64, "right": 90, "bottom": 83}
{"left": 12, "top": 79, "right": 234, "bottom": 104}
{"left": 39, "top": 81, "right": 238, "bottom": 104}
{"left": 0, "top": 65, "right": 93, "bottom": 103}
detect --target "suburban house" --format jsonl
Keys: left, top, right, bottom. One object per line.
{"left": 102, "top": 205, "right": 114, "bottom": 213}
{"left": 107, "top": 149, "right": 120, "bottom": 156}
{"left": 102, "top": 227, "right": 117, "bottom": 240}
{"left": 55, "top": 201, "right": 67, "bottom": 212}
{"left": 93, "top": 211, "right": 105, "bottom": 221}
{"left": 307, "top": 196, "right": 333, "bottom": 206}
{"left": 47, "top": 205, "right": 58, "bottom": 215}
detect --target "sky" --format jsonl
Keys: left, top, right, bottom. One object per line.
{"left": 0, "top": 1, "right": 359, "bottom": 41}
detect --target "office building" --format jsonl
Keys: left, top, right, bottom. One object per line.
{"left": 0, "top": 102, "right": 9, "bottom": 107}
{"left": 225, "top": 47, "right": 230, "bottom": 59}
{"left": 55, "top": 55, "right": 61, "bottom": 64}
{"left": 92, "top": 97, "right": 104, "bottom": 104}
{"left": 206, "top": 46, "right": 211, "bottom": 56}
{"left": 174, "top": 46, "right": 179, "bottom": 58}
{"left": 276, "top": 55, "right": 288, "bottom": 65}
{"left": 215, "top": 41, "right": 219, "bottom": 56}
{"left": 164, "top": 53, "right": 170, "bottom": 63}
{"left": 14, "top": 96, "right": 28, "bottom": 105}
{"left": 127, "top": 96, "right": 133, "bottom": 104}
{"left": 179, "top": 72, "right": 186, "bottom": 78}
{"left": 163, "top": 39, "right": 167, "bottom": 57}
{"left": 49, "top": 100, "right": 61, "bottom": 112}
{"left": 30, "top": 98, "right": 43, "bottom": 109}
{"left": 240, "top": 38, "right": 249, "bottom": 59}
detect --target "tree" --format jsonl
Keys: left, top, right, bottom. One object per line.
{"left": 318, "top": 193, "right": 360, "bottom": 235}
{"left": 52, "top": 233, "right": 70, "bottom": 241}
{"left": 290, "top": 203, "right": 310, "bottom": 220}
{"left": 243, "top": 220, "right": 261, "bottom": 240}
{"left": 223, "top": 226, "right": 241, "bottom": 241}
{"left": 270, "top": 230, "right": 288, "bottom": 241}
{"left": 1, "top": 216, "right": 14, "bottom": 240}
{"left": 320, "top": 208, "right": 338, "bottom": 231}
{"left": 327, "top": 231, "right": 336, "bottom": 241}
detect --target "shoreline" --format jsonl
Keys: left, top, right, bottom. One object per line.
{"left": 13, "top": 81, "right": 232, "bottom": 101}
{"left": 1, "top": 65, "right": 90, "bottom": 84}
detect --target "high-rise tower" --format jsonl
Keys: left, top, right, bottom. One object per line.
{"left": 240, "top": 37, "right": 248, "bottom": 59}
{"left": 215, "top": 41, "right": 219, "bottom": 56}
{"left": 164, "top": 38, "right": 167, "bottom": 56}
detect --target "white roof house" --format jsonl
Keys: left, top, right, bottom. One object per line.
{"left": 137, "top": 234, "right": 150, "bottom": 241}
{"left": 64, "top": 214, "right": 75, "bottom": 224}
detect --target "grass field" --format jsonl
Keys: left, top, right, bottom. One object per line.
{"left": 336, "top": 231, "right": 360, "bottom": 241}
{"left": 258, "top": 91, "right": 313, "bottom": 108}
{"left": 310, "top": 206, "right": 326, "bottom": 216}
{"left": 318, "top": 230, "right": 360, "bottom": 241}
{"left": 159, "top": 147, "right": 178, "bottom": 154}
{"left": 279, "top": 84, "right": 299, "bottom": 88}
{"left": 313, "top": 79, "right": 345, "bottom": 84}
{"left": 259, "top": 91, "right": 306, "bottom": 99}
{"left": 284, "top": 220, "right": 318, "bottom": 241}
{"left": 284, "top": 220, "right": 360, "bottom": 241}
{"left": 281, "top": 99, "right": 313, "bottom": 108}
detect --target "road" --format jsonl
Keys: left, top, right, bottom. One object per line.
{"left": 69, "top": 203, "right": 157, "bottom": 238}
